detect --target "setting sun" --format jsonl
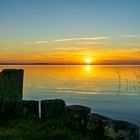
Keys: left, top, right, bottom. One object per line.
{"left": 85, "top": 58, "right": 91, "bottom": 64}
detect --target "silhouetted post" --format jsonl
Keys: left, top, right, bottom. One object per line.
{"left": 0, "top": 69, "right": 24, "bottom": 115}
{"left": 0, "top": 69, "right": 24, "bottom": 102}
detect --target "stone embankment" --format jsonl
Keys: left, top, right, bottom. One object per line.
{"left": 0, "top": 69, "right": 139, "bottom": 140}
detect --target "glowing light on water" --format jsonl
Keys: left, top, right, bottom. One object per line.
{"left": 86, "top": 65, "right": 91, "bottom": 72}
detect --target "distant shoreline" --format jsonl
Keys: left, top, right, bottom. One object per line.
{"left": 0, "top": 63, "right": 140, "bottom": 66}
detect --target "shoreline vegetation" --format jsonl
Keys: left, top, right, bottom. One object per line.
{"left": 0, "top": 105, "right": 139, "bottom": 140}
{"left": 0, "top": 117, "right": 91, "bottom": 140}
{"left": 0, "top": 69, "right": 139, "bottom": 140}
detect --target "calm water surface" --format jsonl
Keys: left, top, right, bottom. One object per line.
{"left": 0, "top": 65, "right": 140, "bottom": 127}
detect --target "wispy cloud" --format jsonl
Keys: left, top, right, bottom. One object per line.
{"left": 123, "top": 43, "right": 140, "bottom": 46}
{"left": 122, "top": 35, "right": 138, "bottom": 38}
{"left": 53, "top": 47, "right": 87, "bottom": 50}
{"left": 23, "top": 36, "right": 109, "bottom": 45}
{"left": 35, "top": 41, "right": 48, "bottom": 44}
{"left": 54, "top": 37, "right": 109, "bottom": 42}
{"left": 76, "top": 41, "right": 111, "bottom": 45}
{"left": 23, "top": 40, "right": 48, "bottom": 45}
{"left": 2, "top": 47, "right": 15, "bottom": 50}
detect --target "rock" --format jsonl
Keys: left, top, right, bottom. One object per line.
{"left": 65, "top": 105, "right": 91, "bottom": 132}
{"left": 15, "top": 100, "right": 39, "bottom": 118}
{"left": 0, "top": 101, "right": 16, "bottom": 118}
{"left": 104, "top": 120, "right": 139, "bottom": 140}
{"left": 87, "top": 113, "right": 139, "bottom": 140}
{"left": 87, "top": 113, "right": 108, "bottom": 140}
{"left": 0, "top": 69, "right": 24, "bottom": 102}
{"left": 87, "top": 113, "right": 112, "bottom": 131}
{"left": 41, "top": 99, "right": 66, "bottom": 119}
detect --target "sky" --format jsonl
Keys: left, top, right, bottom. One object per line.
{"left": 0, "top": 0, "right": 140, "bottom": 64}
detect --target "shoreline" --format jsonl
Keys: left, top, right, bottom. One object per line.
{"left": 0, "top": 69, "right": 139, "bottom": 139}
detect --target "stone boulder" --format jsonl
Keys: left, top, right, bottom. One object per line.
{"left": 87, "top": 113, "right": 112, "bottom": 140}
{"left": 87, "top": 113, "right": 139, "bottom": 140}
{"left": 87, "top": 113, "right": 113, "bottom": 130}
{"left": 41, "top": 99, "right": 66, "bottom": 119}
{"left": 15, "top": 100, "right": 39, "bottom": 118}
{"left": 104, "top": 120, "right": 139, "bottom": 140}
{"left": 65, "top": 105, "right": 91, "bottom": 132}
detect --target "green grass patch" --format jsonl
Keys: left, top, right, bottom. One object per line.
{"left": 0, "top": 118, "right": 91, "bottom": 140}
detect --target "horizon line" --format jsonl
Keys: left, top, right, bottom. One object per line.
{"left": 0, "top": 63, "right": 140, "bottom": 66}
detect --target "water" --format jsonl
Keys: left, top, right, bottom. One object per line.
{"left": 0, "top": 65, "right": 140, "bottom": 127}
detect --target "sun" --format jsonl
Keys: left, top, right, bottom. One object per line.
{"left": 85, "top": 57, "right": 91, "bottom": 64}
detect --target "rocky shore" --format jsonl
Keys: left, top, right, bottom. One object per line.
{"left": 0, "top": 69, "right": 139, "bottom": 140}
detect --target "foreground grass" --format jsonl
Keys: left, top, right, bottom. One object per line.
{"left": 0, "top": 117, "right": 91, "bottom": 140}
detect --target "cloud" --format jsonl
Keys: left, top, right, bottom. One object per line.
{"left": 54, "top": 37, "right": 109, "bottom": 42}
{"left": 2, "top": 47, "right": 15, "bottom": 50}
{"left": 23, "top": 40, "right": 48, "bottom": 45}
{"left": 35, "top": 41, "right": 48, "bottom": 44}
{"left": 123, "top": 43, "right": 140, "bottom": 46}
{"left": 23, "top": 36, "right": 109, "bottom": 45}
{"left": 53, "top": 47, "right": 84, "bottom": 50}
{"left": 76, "top": 41, "right": 111, "bottom": 45}
{"left": 122, "top": 35, "right": 138, "bottom": 38}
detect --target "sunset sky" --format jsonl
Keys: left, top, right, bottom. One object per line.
{"left": 0, "top": 0, "right": 140, "bottom": 64}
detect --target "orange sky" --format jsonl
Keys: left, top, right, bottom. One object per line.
{"left": 0, "top": 40, "right": 140, "bottom": 64}
{"left": 0, "top": 1, "right": 140, "bottom": 64}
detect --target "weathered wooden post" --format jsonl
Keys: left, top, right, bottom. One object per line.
{"left": 41, "top": 99, "right": 66, "bottom": 119}
{"left": 0, "top": 69, "right": 24, "bottom": 102}
{"left": 0, "top": 69, "right": 24, "bottom": 116}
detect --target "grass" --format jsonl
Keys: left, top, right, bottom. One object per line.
{"left": 0, "top": 117, "right": 91, "bottom": 140}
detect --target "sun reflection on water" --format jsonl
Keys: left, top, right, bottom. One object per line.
{"left": 85, "top": 65, "right": 91, "bottom": 72}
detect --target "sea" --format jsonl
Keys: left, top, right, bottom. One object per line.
{"left": 0, "top": 65, "right": 140, "bottom": 128}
